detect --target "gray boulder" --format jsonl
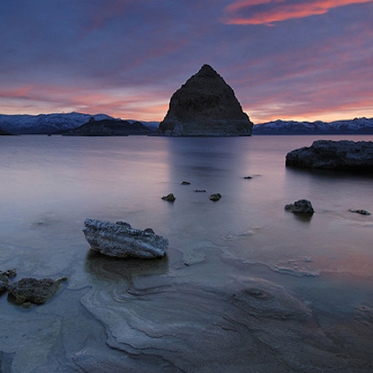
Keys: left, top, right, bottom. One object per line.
{"left": 8, "top": 277, "right": 67, "bottom": 305}
{"left": 286, "top": 140, "right": 373, "bottom": 172}
{"left": 157, "top": 65, "right": 253, "bottom": 136}
{"left": 285, "top": 199, "right": 314, "bottom": 215}
{"left": 83, "top": 219, "right": 168, "bottom": 258}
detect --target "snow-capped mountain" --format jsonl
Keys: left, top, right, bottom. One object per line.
{"left": 253, "top": 117, "right": 373, "bottom": 135}
{"left": 0, "top": 112, "right": 117, "bottom": 134}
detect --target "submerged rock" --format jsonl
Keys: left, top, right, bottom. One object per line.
{"left": 0, "top": 268, "right": 17, "bottom": 292}
{"left": 286, "top": 140, "right": 373, "bottom": 172}
{"left": 285, "top": 199, "right": 314, "bottom": 215}
{"left": 209, "top": 193, "right": 222, "bottom": 201}
{"left": 83, "top": 219, "right": 168, "bottom": 258}
{"left": 157, "top": 64, "right": 253, "bottom": 136}
{"left": 8, "top": 277, "right": 67, "bottom": 305}
{"left": 349, "top": 209, "right": 371, "bottom": 216}
{"left": 162, "top": 193, "right": 176, "bottom": 202}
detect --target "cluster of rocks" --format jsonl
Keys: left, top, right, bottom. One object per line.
{"left": 0, "top": 268, "right": 67, "bottom": 306}
{"left": 161, "top": 181, "right": 222, "bottom": 203}
{"left": 286, "top": 140, "right": 373, "bottom": 172}
{"left": 284, "top": 199, "right": 370, "bottom": 217}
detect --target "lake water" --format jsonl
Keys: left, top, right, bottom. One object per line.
{"left": 0, "top": 135, "right": 373, "bottom": 372}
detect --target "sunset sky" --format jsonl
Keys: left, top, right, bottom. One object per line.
{"left": 1, "top": 0, "right": 372, "bottom": 124}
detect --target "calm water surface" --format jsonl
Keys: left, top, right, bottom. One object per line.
{"left": 0, "top": 135, "right": 372, "bottom": 371}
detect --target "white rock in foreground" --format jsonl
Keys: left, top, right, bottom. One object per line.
{"left": 83, "top": 219, "right": 168, "bottom": 259}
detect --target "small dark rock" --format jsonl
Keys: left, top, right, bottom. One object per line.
{"left": 162, "top": 193, "right": 176, "bottom": 202}
{"left": 209, "top": 193, "right": 222, "bottom": 202}
{"left": 194, "top": 189, "right": 207, "bottom": 193}
{"left": 285, "top": 199, "right": 314, "bottom": 215}
{"left": 349, "top": 209, "right": 371, "bottom": 216}
{"left": 181, "top": 181, "right": 191, "bottom": 185}
{"left": 7, "top": 277, "right": 67, "bottom": 305}
{"left": 144, "top": 228, "right": 155, "bottom": 234}
{"left": 244, "top": 176, "right": 252, "bottom": 179}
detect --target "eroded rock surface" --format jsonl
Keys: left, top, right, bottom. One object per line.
{"left": 7, "top": 277, "right": 66, "bottom": 305}
{"left": 286, "top": 140, "right": 373, "bottom": 172}
{"left": 83, "top": 219, "right": 168, "bottom": 258}
{"left": 80, "top": 263, "right": 358, "bottom": 373}
{"left": 157, "top": 64, "right": 253, "bottom": 136}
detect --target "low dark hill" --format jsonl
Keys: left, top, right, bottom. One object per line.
{"left": 0, "top": 126, "right": 13, "bottom": 135}
{"left": 63, "top": 118, "right": 152, "bottom": 136}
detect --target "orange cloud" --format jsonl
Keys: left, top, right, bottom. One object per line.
{"left": 225, "top": 0, "right": 373, "bottom": 25}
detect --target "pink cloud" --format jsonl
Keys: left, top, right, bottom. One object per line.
{"left": 225, "top": 0, "right": 373, "bottom": 25}
{"left": 0, "top": 84, "right": 169, "bottom": 121}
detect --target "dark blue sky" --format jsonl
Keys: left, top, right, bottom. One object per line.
{"left": 1, "top": 0, "right": 372, "bottom": 123}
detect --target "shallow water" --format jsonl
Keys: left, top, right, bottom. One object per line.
{"left": 0, "top": 135, "right": 373, "bottom": 372}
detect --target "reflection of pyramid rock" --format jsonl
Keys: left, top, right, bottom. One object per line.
{"left": 157, "top": 64, "right": 253, "bottom": 136}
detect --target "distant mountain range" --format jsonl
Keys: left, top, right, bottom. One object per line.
{"left": 1, "top": 112, "right": 373, "bottom": 135}
{"left": 252, "top": 117, "right": 373, "bottom": 135}
{"left": 0, "top": 112, "right": 117, "bottom": 134}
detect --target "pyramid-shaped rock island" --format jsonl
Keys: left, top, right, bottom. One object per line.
{"left": 157, "top": 65, "right": 253, "bottom": 136}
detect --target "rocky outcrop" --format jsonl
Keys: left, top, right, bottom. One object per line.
{"left": 8, "top": 277, "right": 67, "bottom": 305}
{"left": 286, "top": 140, "right": 373, "bottom": 172}
{"left": 64, "top": 118, "right": 152, "bottom": 136}
{"left": 83, "top": 219, "right": 168, "bottom": 258}
{"left": 157, "top": 64, "right": 253, "bottom": 136}
{"left": 285, "top": 199, "right": 314, "bottom": 215}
